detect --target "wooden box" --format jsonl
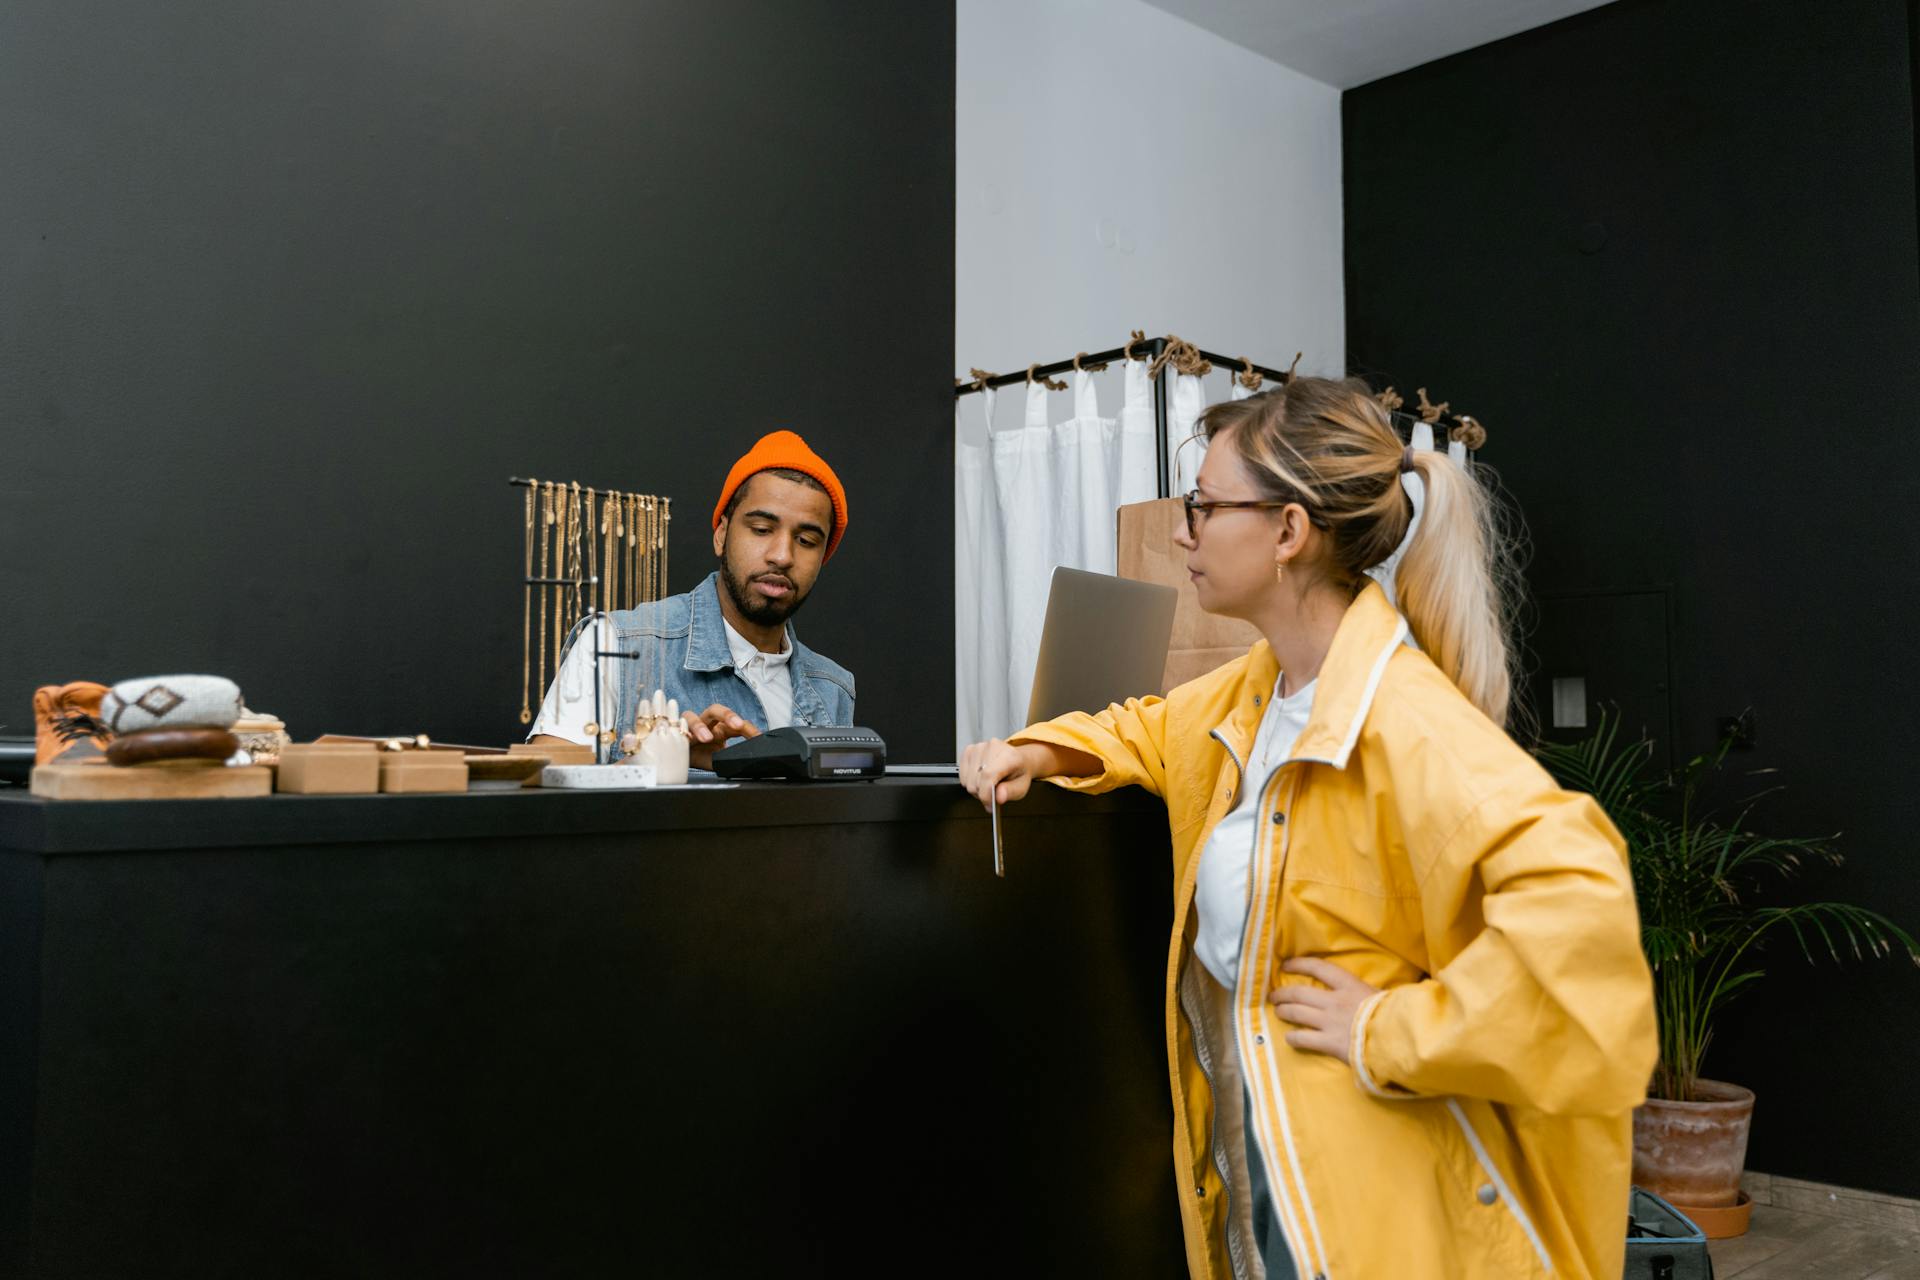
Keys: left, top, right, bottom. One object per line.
{"left": 510, "top": 741, "right": 594, "bottom": 766}
{"left": 378, "top": 753, "right": 468, "bottom": 794}
{"left": 277, "top": 743, "right": 381, "bottom": 795}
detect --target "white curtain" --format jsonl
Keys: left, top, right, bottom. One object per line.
{"left": 953, "top": 363, "right": 1161, "bottom": 753}
{"left": 954, "top": 387, "right": 1009, "bottom": 757}
{"left": 1117, "top": 359, "right": 1158, "bottom": 508}
{"left": 1169, "top": 369, "right": 1207, "bottom": 495}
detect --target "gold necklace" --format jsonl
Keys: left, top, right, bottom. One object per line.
{"left": 612, "top": 489, "right": 623, "bottom": 614}
{"left": 555, "top": 485, "right": 568, "bottom": 648}
{"left": 581, "top": 487, "right": 595, "bottom": 739}
{"left": 568, "top": 485, "right": 579, "bottom": 639}
{"left": 643, "top": 495, "right": 654, "bottom": 601}
{"left": 632, "top": 494, "right": 643, "bottom": 607}
{"left": 520, "top": 479, "right": 536, "bottom": 724}
{"left": 645, "top": 495, "right": 656, "bottom": 602}
{"left": 659, "top": 496, "right": 671, "bottom": 598}
{"left": 551, "top": 482, "right": 564, "bottom": 690}
{"left": 537, "top": 482, "right": 552, "bottom": 702}
{"left": 599, "top": 489, "right": 612, "bottom": 616}
{"left": 568, "top": 481, "right": 583, "bottom": 641}
{"left": 585, "top": 487, "right": 598, "bottom": 620}
{"left": 566, "top": 484, "right": 594, "bottom": 740}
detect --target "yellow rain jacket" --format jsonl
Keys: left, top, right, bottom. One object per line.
{"left": 1008, "top": 583, "right": 1656, "bottom": 1280}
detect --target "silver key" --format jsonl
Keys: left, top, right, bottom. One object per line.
{"left": 990, "top": 784, "right": 1004, "bottom": 878}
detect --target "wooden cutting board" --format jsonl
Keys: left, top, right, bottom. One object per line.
{"left": 30, "top": 762, "right": 273, "bottom": 800}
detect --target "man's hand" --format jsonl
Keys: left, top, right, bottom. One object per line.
{"left": 682, "top": 704, "right": 760, "bottom": 770}
{"left": 1268, "top": 958, "right": 1379, "bottom": 1065}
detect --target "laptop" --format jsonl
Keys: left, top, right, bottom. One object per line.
{"left": 1025, "top": 567, "right": 1179, "bottom": 724}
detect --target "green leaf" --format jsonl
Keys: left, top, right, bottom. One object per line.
{"left": 1533, "top": 712, "right": 1918, "bottom": 1101}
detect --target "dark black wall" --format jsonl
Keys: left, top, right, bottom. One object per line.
{"left": 1346, "top": 0, "right": 1920, "bottom": 1196}
{"left": 0, "top": 1, "right": 955, "bottom": 760}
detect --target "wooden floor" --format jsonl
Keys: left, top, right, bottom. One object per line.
{"left": 1709, "top": 1190, "right": 1920, "bottom": 1278}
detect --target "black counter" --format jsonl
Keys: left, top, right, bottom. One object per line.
{"left": 0, "top": 780, "right": 1183, "bottom": 1278}
{"left": 0, "top": 775, "right": 1133, "bottom": 852}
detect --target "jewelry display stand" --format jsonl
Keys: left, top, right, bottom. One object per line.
{"left": 510, "top": 477, "right": 672, "bottom": 731}
{"left": 509, "top": 477, "right": 688, "bottom": 788}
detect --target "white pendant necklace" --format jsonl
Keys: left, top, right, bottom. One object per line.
{"left": 1251, "top": 678, "right": 1288, "bottom": 775}
{"left": 1254, "top": 676, "right": 1313, "bottom": 776}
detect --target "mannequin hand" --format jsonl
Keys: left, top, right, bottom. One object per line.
{"left": 683, "top": 704, "right": 759, "bottom": 770}
{"left": 959, "top": 738, "right": 1033, "bottom": 809}
{"left": 1269, "top": 958, "right": 1378, "bottom": 1064}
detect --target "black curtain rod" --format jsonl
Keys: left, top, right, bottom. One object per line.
{"left": 953, "top": 336, "right": 1480, "bottom": 436}
{"left": 953, "top": 337, "right": 1297, "bottom": 396}
{"left": 506, "top": 478, "right": 669, "bottom": 498}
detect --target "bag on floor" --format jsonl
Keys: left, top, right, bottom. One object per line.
{"left": 1625, "top": 1187, "right": 1714, "bottom": 1280}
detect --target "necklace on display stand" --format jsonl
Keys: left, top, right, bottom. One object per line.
{"left": 536, "top": 482, "right": 552, "bottom": 700}
{"left": 611, "top": 489, "right": 624, "bottom": 615}
{"left": 519, "top": 478, "right": 536, "bottom": 725}
{"left": 560, "top": 479, "right": 572, "bottom": 640}
{"left": 584, "top": 486, "right": 598, "bottom": 626}
{"left": 560, "top": 483, "right": 572, "bottom": 671}
{"left": 505, "top": 475, "right": 678, "bottom": 782}
{"left": 646, "top": 496, "right": 655, "bottom": 602}
{"left": 582, "top": 487, "right": 599, "bottom": 741}
{"left": 658, "top": 498, "right": 671, "bottom": 599}
{"left": 550, "top": 484, "right": 563, "bottom": 692}
{"left": 625, "top": 495, "right": 636, "bottom": 612}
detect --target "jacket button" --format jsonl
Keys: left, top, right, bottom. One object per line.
{"left": 1254, "top": 1034, "right": 1266, "bottom": 1045}
{"left": 1271, "top": 812, "right": 1285, "bottom": 825}
{"left": 1252, "top": 693, "right": 1262, "bottom": 706}
{"left": 1195, "top": 1185, "right": 1206, "bottom": 1198}
{"left": 1477, "top": 1183, "right": 1498, "bottom": 1205}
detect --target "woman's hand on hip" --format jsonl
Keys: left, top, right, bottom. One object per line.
{"left": 1269, "top": 958, "right": 1379, "bottom": 1065}
{"left": 960, "top": 738, "right": 1033, "bottom": 809}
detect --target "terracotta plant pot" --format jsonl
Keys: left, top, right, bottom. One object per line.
{"left": 1632, "top": 1079, "right": 1756, "bottom": 1238}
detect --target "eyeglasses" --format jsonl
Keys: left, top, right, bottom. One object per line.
{"left": 1181, "top": 490, "right": 1327, "bottom": 540}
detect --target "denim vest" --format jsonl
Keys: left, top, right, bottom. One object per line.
{"left": 601, "top": 572, "right": 855, "bottom": 757}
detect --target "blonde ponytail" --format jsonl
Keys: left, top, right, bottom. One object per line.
{"left": 1199, "top": 377, "right": 1525, "bottom": 730}
{"left": 1394, "top": 451, "right": 1520, "bottom": 728}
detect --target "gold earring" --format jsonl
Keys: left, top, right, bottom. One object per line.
{"left": 1274, "top": 561, "right": 1286, "bottom": 584}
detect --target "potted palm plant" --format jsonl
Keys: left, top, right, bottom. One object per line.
{"left": 1536, "top": 713, "right": 1918, "bottom": 1238}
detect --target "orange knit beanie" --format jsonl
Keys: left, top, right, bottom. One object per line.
{"left": 710, "top": 431, "right": 849, "bottom": 560}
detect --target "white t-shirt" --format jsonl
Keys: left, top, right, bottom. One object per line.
{"left": 1192, "top": 675, "right": 1317, "bottom": 991}
{"left": 722, "top": 618, "right": 793, "bottom": 731}
{"left": 530, "top": 616, "right": 795, "bottom": 746}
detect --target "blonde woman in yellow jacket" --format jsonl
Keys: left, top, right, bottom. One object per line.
{"left": 962, "top": 378, "right": 1657, "bottom": 1280}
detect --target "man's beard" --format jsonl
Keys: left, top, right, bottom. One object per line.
{"left": 720, "top": 552, "right": 810, "bottom": 628}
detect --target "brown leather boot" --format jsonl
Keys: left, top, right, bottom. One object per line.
{"left": 33, "top": 682, "right": 112, "bottom": 765}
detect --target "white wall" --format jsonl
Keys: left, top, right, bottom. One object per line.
{"left": 956, "top": 0, "right": 1345, "bottom": 425}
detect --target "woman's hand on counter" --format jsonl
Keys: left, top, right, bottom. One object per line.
{"left": 960, "top": 739, "right": 1032, "bottom": 808}
{"left": 961, "top": 739, "right": 1104, "bottom": 808}
{"left": 959, "top": 739, "right": 1100, "bottom": 809}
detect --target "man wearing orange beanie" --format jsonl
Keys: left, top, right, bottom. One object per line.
{"left": 529, "top": 430, "right": 854, "bottom": 768}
